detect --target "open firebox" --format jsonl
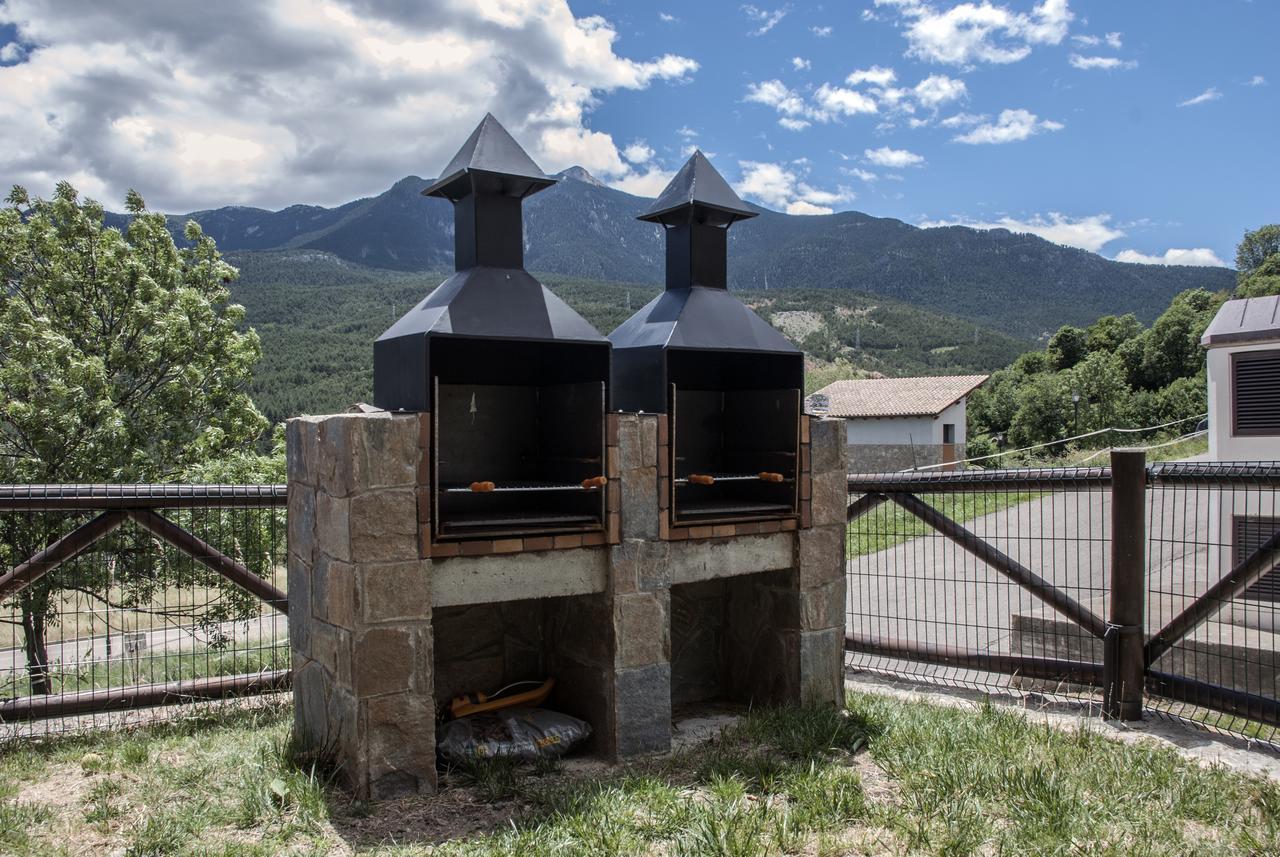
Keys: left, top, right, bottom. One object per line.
{"left": 609, "top": 152, "right": 805, "bottom": 528}
{"left": 373, "top": 115, "right": 612, "bottom": 541}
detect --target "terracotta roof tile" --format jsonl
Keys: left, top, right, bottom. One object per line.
{"left": 811, "top": 375, "right": 988, "bottom": 418}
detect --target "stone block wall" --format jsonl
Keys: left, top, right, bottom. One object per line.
{"left": 847, "top": 442, "right": 964, "bottom": 474}
{"left": 286, "top": 411, "right": 848, "bottom": 796}
{"left": 288, "top": 412, "right": 436, "bottom": 800}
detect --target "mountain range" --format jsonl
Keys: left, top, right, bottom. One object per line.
{"left": 113, "top": 168, "right": 1235, "bottom": 339}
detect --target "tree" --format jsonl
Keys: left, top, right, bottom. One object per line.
{"left": 1046, "top": 325, "right": 1087, "bottom": 371}
{"left": 1085, "top": 313, "right": 1142, "bottom": 355}
{"left": 1008, "top": 373, "right": 1073, "bottom": 448}
{"left": 1236, "top": 253, "right": 1280, "bottom": 299}
{"left": 1236, "top": 225, "right": 1280, "bottom": 280}
{"left": 0, "top": 183, "right": 268, "bottom": 693}
{"left": 1135, "top": 289, "right": 1223, "bottom": 390}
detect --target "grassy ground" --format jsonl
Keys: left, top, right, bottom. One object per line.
{"left": 847, "top": 491, "right": 1039, "bottom": 559}
{"left": 1, "top": 692, "right": 1277, "bottom": 855}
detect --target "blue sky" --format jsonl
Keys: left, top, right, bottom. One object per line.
{"left": 571, "top": 0, "right": 1276, "bottom": 267}
{"left": 0, "top": 1, "right": 1273, "bottom": 267}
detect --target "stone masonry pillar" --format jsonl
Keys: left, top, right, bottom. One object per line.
{"left": 606, "top": 414, "right": 673, "bottom": 758}
{"left": 287, "top": 412, "right": 436, "bottom": 799}
{"left": 794, "top": 417, "right": 849, "bottom": 706}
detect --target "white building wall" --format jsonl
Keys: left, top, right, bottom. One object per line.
{"left": 842, "top": 400, "right": 967, "bottom": 446}
{"left": 1207, "top": 341, "right": 1280, "bottom": 461}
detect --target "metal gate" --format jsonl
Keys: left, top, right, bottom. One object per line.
{"left": 845, "top": 453, "right": 1280, "bottom": 744}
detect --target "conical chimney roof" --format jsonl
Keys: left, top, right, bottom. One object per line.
{"left": 639, "top": 150, "right": 758, "bottom": 226}
{"left": 423, "top": 113, "right": 557, "bottom": 200}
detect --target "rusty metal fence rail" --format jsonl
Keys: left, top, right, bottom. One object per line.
{"left": 0, "top": 484, "right": 289, "bottom": 737}
{"left": 845, "top": 454, "right": 1280, "bottom": 747}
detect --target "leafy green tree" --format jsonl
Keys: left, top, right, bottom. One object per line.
{"left": 1046, "top": 325, "right": 1088, "bottom": 371}
{"left": 1085, "top": 313, "right": 1142, "bottom": 354}
{"left": 1068, "top": 351, "right": 1133, "bottom": 435}
{"left": 0, "top": 183, "right": 268, "bottom": 693}
{"left": 1236, "top": 253, "right": 1280, "bottom": 299}
{"left": 1011, "top": 349, "right": 1048, "bottom": 376}
{"left": 1008, "top": 373, "right": 1073, "bottom": 447}
{"left": 1236, "top": 225, "right": 1280, "bottom": 280}
{"left": 1135, "top": 289, "right": 1223, "bottom": 390}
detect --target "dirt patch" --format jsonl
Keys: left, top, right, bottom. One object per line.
{"left": 771, "top": 310, "right": 825, "bottom": 341}
{"left": 15, "top": 761, "right": 94, "bottom": 811}
{"left": 327, "top": 784, "right": 527, "bottom": 849}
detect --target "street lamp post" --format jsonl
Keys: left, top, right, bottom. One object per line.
{"left": 1072, "top": 392, "right": 1081, "bottom": 436}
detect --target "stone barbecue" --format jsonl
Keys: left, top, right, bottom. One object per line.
{"left": 286, "top": 118, "right": 848, "bottom": 800}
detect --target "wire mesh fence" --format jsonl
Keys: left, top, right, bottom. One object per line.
{"left": 1145, "top": 463, "right": 1280, "bottom": 745}
{"left": 845, "top": 460, "right": 1280, "bottom": 748}
{"left": 845, "top": 468, "right": 1110, "bottom": 704}
{"left": 0, "top": 485, "right": 288, "bottom": 738}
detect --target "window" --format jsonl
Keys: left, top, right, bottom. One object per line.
{"left": 1235, "top": 516, "right": 1280, "bottom": 602}
{"left": 942, "top": 423, "right": 956, "bottom": 444}
{"left": 1233, "top": 349, "right": 1280, "bottom": 436}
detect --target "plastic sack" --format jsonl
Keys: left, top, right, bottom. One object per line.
{"left": 437, "top": 706, "right": 591, "bottom": 762}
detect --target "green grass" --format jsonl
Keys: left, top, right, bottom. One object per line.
{"left": 847, "top": 490, "right": 1040, "bottom": 559}
{"left": 1, "top": 692, "right": 1277, "bottom": 854}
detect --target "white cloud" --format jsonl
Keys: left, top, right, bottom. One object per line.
{"left": 778, "top": 117, "right": 811, "bottom": 131}
{"left": 1104, "top": 31, "right": 1122, "bottom": 49}
{"left": 791, "top": 56, "right": 810, "bottom": 70}
{"left": 811, "top": 25, "right": 833, "bottom": 37}
{"left": 742, "top": 4, "right": 788, "bottom": 35}
{"left": 622, "top": 141, "right": 654, "bottom": 164}
{"left": 952, "top": 108, "right": 1063, "bottom": 144}
{"left": 676, "top": 125, "right": 698, "bottom": 138}
{"left": 874, "top": 0, "right": 1072, "bottom": 68}
{"left": 611, "top": 166, "right": 676, "bottom": 198}
{"left": 846, "top": 65, "right": 897, "bottom": 86}
{"left": 814, "top": 83, "right": 878, "bottom": 116}
{"left": 1069, "top": 54, "right": 1136, "bottom": 71}
{"left": 659, "top": 12, "right": 677, "bottom": 23}
{"left": 913, "top": 73, "right": 967, "bottom": 107}
{"left": 1071, "top": 34, "right": 1100, "bottom": 47}
{"left": 1248, "top": 75, "right": 1267, "bottom": 87}
{"left": 841, "top": 167, "right": 878, "bottom": 182}
{"left": 745, "top": 79, "right": 815, "bottom": 123}
{"left": 0, "top": 0, "right": 698, "bottom": 211}
{"left": 1114, "top": 247, "right": 1226, "bottom": 267}
{"left": 736, "top": 160, "right": 853, "bottom": 214}
{"left": 920, "top": 212, "right": 1123, "bottom": 253}
{"left": 1178, "top": 87, "right": 1221, "bottom": 107}
{"left": 0, "top": 41, "right": 24, "bottom": 63}
{"left": 938, "top": 111, "right": 987, "bottom": 127}
{"left": 864, "top": 146, "right": 925, "bottom": 168}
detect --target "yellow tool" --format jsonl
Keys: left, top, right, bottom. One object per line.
{"left": 449, "top": 677, "right": 555, "bottom": 719}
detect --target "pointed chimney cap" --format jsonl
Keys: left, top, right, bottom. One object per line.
{"left": 638, "top": 150, "right": 758, "bottom": 226}
{"left": 423, "top": 113, "right": 557, "bottom": 200}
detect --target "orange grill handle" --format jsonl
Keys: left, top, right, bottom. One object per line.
{"left": 581, "top": 476, "right": 608, "bottom": 490}
{"left": 758, "top": 472, "right": 784, "bottom": 483}
{"left": 688, "top": 473, "right": 715, "bottom": 486}
{"left": 469, "top": 481, "right": 496, "bottom": 493}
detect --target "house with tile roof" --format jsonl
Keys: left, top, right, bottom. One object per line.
{"left": 809, "top": 375, "right": 988, "bottom": 472}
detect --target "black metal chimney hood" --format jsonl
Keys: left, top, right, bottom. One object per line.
{"left": 608, "top": 151, "right": 802, "bottom": 414}
{"left": 373, "top": 114, "right": 609, "bottom": 411}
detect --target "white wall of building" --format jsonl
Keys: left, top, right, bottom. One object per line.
{"left": 843, "top": 399, "right": 967, "bottom": 446}
{"left": 1207, "top": 341, "right": 1280, "bottom": 461}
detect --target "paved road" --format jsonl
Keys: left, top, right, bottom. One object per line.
{"left": 845, "top": 482, "right": 1228, "bottom": 687}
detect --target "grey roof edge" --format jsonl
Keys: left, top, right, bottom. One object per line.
{"left": 1201, "top": 295, "right": 1280, "bottom": 348}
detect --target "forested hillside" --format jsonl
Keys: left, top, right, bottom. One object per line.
{"left": 228, "top": 251, "right": 1028, "bottom": 423}
{"left": 111, "top": 170, "right": 1234, "bottom": 340}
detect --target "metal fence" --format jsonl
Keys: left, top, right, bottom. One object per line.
{"left": 845, "top": 453, "right": 1280, "bottom": 747}
{"left": 0, "top": 485, "right": 289, "bottom": 737}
